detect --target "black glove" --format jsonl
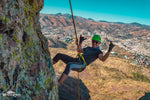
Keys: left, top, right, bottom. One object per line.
{"left": 108, "top": 41, "right": 115, "bottom": 52}
{"left": 79, "top": 35, "right": 87, "bottom": 44}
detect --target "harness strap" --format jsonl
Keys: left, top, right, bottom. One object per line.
{"left": 78, "top": 53, "right": 87, "bottom": 66}
{"left": 77, "top": 53, "right": 87, "bottom": 72}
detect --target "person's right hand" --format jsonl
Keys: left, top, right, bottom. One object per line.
{"left": 79, "top": 35, "right": 87, "bottom": 44}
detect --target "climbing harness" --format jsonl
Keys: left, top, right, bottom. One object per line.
{"left": 69, "top": 0, "right": 87, "bottom": 100}
{"left": 77, "top": 53, "right": 87, "bottom": 72}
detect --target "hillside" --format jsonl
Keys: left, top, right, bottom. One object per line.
{"left": 49, "top": 42, "right": 150, "bottom": 100}
{"left": 39, "top": 13, "right": 150, "bottom": 58}
{"left": 39, "top": 13, "right": 150, "bottom": 99}
{"left": 39, "top": 13, "right": 150, "bottom": 37}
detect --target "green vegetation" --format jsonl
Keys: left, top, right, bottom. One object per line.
{"left": 13, "top": 35, "right": 20, "bottom": 42}
{"left": 2, "top": 16, "right": 10, "bottom": 23}
{"left": 126, "top": 33, "right": 133, "bottom": 39}
{"left": 45, "top": 78, "right": 51, "bottom": 88}
{"left": 0, "top": 35, "right": 3, "bottom": 46}
{"left": 6, "top": 18, "right": 9, "bottom": 23}
{"left": 131, "top": 72, "right": 150, "bottom": 83}
{"left": 3, "top": 85, "right": 7, "bottom": 91}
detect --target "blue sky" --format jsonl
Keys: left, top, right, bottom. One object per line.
{"left": 40, "top": 0, "right": 150, "bottom": 25}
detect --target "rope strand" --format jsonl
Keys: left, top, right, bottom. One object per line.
{"left": 69, "top": 0, "right": 80, "bottom": 100}
{"left": 78, "top": 72, "right": 80, "bottom": 100}
{"left": 69, "top": 0, "right": 79, "bottom": 49}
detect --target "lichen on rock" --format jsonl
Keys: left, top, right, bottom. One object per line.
{"left": 0, "top": 0, "right": 58, "bottom": 100}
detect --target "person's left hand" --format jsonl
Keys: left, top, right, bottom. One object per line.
{"left": 108, "top": 41, "right": 115, "bottom": 52}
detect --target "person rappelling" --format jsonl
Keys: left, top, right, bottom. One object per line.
{"left": 52, "top": 0, "right": 115, "bottom": 86}
{"left": 52, "top": 34, "right": 115, "bottom": 86}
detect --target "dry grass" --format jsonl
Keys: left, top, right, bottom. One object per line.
{"left": 49, "top": 43, "right": 150, "bottom": 100}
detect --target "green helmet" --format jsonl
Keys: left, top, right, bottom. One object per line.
{"left": 92, "top": 35, "right": 101, "bottom": 42}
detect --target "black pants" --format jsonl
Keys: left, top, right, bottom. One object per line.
{"left": 53, "top": 53, "right": 86, "bottom": 75}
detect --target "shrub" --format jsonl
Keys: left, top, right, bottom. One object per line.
{"left": 131, "top": 72, "right": 150, "bottom": 83}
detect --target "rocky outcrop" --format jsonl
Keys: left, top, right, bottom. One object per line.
{"left": 0, "top": 0, "right": 58, "bottom": 100}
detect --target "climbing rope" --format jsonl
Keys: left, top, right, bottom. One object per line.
{"left": 77, "top": 72, "right": 80, "bottom": 100}
{"left": 69, "top": 0, "right": 79, "bottom": 48}
{"left": 68, "top": 0, "right": 80, "bottom": 99}
{"left": 68, "top": 0, "right": 87, "bottom": 100}
{"left": 68, "top": 0, "right": 87, "bottom": 68}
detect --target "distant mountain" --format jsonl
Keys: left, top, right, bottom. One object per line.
{"left": 99, "top": 20, "right": 126, "bottom": 24}
{"left": 129, "top": 22, "right": 150, "bottom": 30}
{"left": 39, "top": 13, "right": 150, "bottom": 38}
{"left": 39, "top": 13, "right": 150, "bottom": 56}
{"left": 99, "top": 20, "right": 110, "bottom": 23}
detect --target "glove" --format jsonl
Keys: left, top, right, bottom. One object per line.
{"left": 79, "top": 35, "right": 87, "bottom": 44}
{"left": 108, "top": 41, "right": 115, "bottom": 52}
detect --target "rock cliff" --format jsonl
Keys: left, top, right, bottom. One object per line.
{"left": 0, "top": 0, "right": 58, "bottom": 99}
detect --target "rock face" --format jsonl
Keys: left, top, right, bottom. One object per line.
{"left": 0, "top": 0, "right": 58, "bottom": 100}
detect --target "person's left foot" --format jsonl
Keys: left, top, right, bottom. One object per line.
{"left": 58, "top": 73, "right": 67, "bottom": 86}
{"left": 52, "top": 60, "right": 56, "bottom": 65}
